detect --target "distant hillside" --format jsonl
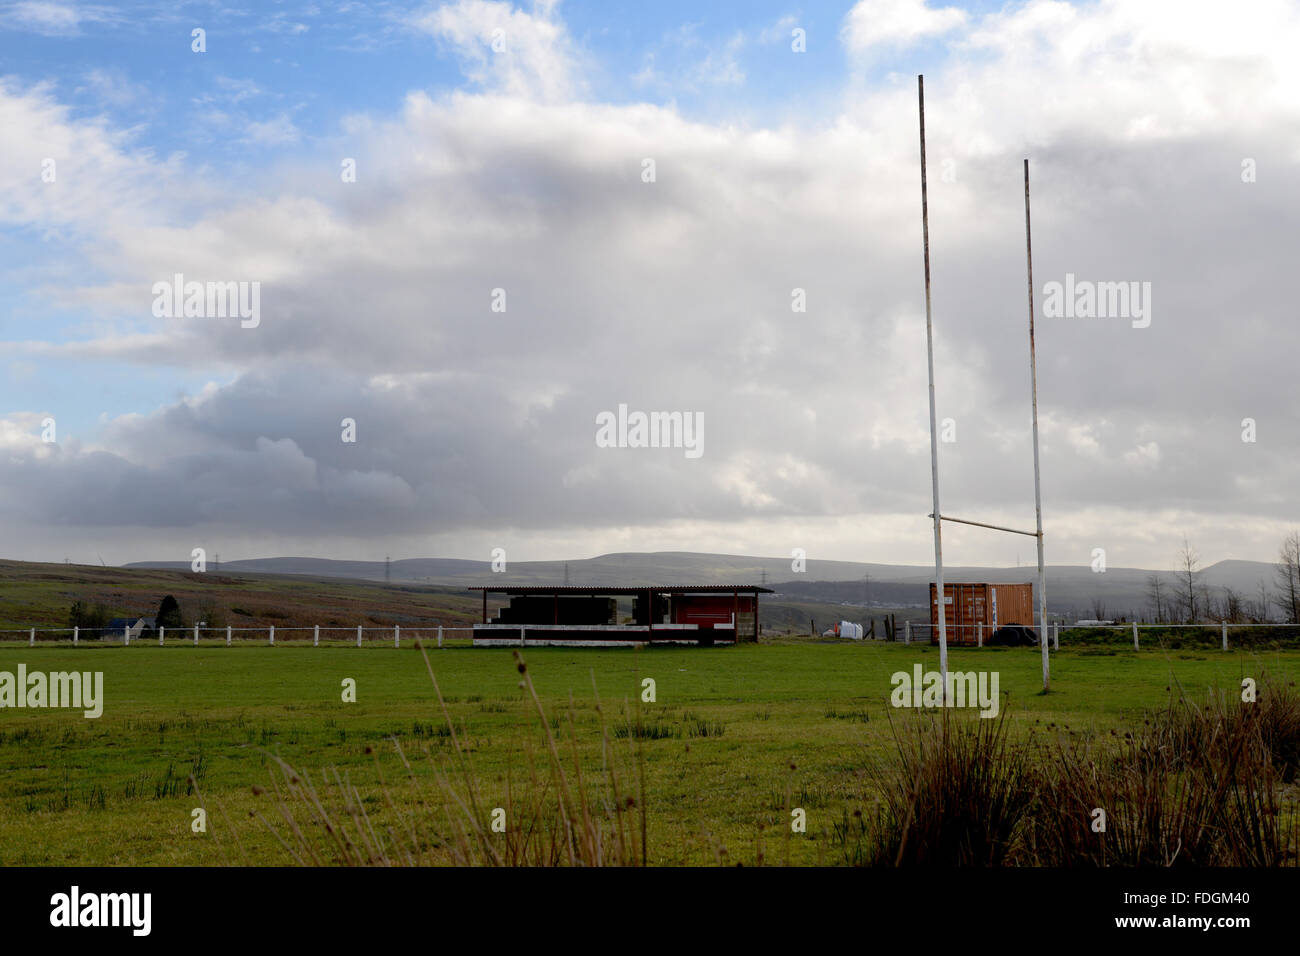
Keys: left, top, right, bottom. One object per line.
{"left": 0, "top": 559, "right": 479, "bottom": 630}
{"left": 124, "top": 551, "right": 1284, "bottom": 620}
{"left": 126, "top": 556, "right": 486, "bottom": 582}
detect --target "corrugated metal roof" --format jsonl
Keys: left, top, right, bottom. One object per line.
{"left": 468, "top": 584, "right": 773, "bottom": 594}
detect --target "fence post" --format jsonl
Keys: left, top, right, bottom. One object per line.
{"left": 194, "top": 624, "right": 199, "bottom": 645}
{"left": 226, "top": 625, "right": 232, "bottom": 646}
{"left": 357, "top": 625, "right": 362, "bottom": 647}
{"left": 904, "top": 621, "right": 911, "bottom": 645}
{"left": 977, "top": 622, "right": 983, "bottom": 647}
{"left": 124, "top": 624, "right": 130, "bottom": 646}
{"left": 395, "top": 625, "right": 400, "bottom": 648}
{"left": 437, "top": 625, "right": 443, "bottom": 648}
{"left": 29, "top": 627, "right": 34, "bottom": 646}
{"left": 269, "top": 625, "right": 275, "bottom": 645}
{"left": 314, "top": 625, "right": 319, "bottom": 647}
{"left": 1133, "top": 621, "right": 1139, "bottom": 651}
{"left": 1222, "top": 621, "right": 1228, "bottom": 651}
{"left": 159, "top": 626, "right": 164, "bottom": 646}
{"left": 520, "top": 625, "right": 526, "bottom": 648}
{"left": 73, "top": 625, "right": 78, "bottom": 646}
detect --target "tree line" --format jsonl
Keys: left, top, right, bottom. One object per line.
{"left": 1141, "top": 532, "right": 1300, "bottom": 625}
{"left": 66, "top": 594, "right": 225, "bottom": 637}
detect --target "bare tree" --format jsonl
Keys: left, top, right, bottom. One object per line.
{"left": 1220, "top": 586, "right": 1245, "bottom": 624}
{"left": 1145, "top": 573, "right": 1167, "bottom": 623}
{"left": 1254, "top": 579, "right": 1273, "bottom": 624}
{"left": 1090, "top": 596, "right": 1108, "bottom": 621}
{"left": 1175, "top": 536, "right": 1201, "bottom": 623}
{"left": 1199, "top": 583, "right": 1216, "bottom": 622}
{"left": 1274, "top": 531, "right": 1300, "bottom": 624}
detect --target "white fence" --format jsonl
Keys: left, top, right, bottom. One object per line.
{"left": 899, "top": 620, "right": 1300, "bottom": 651}
{"left": 0, "top": 625, "right": 478, "bottom": 647}
{"left": 8, "top": 621, "right": 1298, "bottom": 650}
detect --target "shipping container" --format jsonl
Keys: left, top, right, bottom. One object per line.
{"left": 928, "top": 582, "right": 1034, "bottom": 645}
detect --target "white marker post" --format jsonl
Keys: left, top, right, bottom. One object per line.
{"left": 226, "top": 625, "right": 232, "bottom": 646}
{"left": 314, "top": 625, "right": 320, "bottom": 647}
{"left": 357, "top": 625, "right": 362, "bottom": 647}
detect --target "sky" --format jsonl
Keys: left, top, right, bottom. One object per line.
{"left": 0, "top": 0, "right": 1297, "bottom": 571}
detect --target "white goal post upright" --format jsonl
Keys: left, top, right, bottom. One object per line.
{"left": 917, "top": 74, "right": 950, "bottom": 699}
{"left": 1024, "top": 159, "right": 1050, "bottom": 692}
{"left": 916, "top": 76, "right": 1051, "bottom": 693}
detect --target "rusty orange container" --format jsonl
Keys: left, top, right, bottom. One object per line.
{"left": 929, "top": 582, "right": 1034, "bottom": 645}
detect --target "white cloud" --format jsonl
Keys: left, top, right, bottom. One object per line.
{"left": 0, "top": 1, "right": 116, "bottom": 36}
{"left": 633, "top": 24, "right": 748, "bottom": 95}
{"left": 693, "top": 31, "right": 746, "bottom": 87}
{"left": 1123, "top": 441, "right": 1161, "bottom": 471}
{"left": 208, "top": 76, "right": 265, "bottom": 105}
{"left": 407, "top": 0, "right": 581, "bottom": 102}
{"left": 242, "top": 114, "right": 301, "bottom": 145}
{"left": 841, "top": 0, "right": 966, "bottom": 53}
{"left": 0, "top": 78, "right": 181, "bottom": 234}
{"left": 78, "top": 68, "right": 148, "bottom": 108}
{"left": 758, "top": 15, "right": 800, "bottom": 46}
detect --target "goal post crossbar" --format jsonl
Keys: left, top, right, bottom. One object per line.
{"left": 930, "top": 513, "right": 1041, "bottom": 539}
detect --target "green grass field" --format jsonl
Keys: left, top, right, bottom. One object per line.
{"left": 0, "top": 639, "right": 1295, "bottom": 866}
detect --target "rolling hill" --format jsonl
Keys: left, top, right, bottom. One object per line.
{"left": 122, "top": 551, "right": 1284, "bottom": 621}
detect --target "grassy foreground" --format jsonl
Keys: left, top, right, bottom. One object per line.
{"left": 0, "top": 640, "right": 1295, "bottom": 865}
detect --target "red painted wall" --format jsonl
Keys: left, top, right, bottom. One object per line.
{"left": 672, "top": 595, "right": 754, "bottom": 626}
